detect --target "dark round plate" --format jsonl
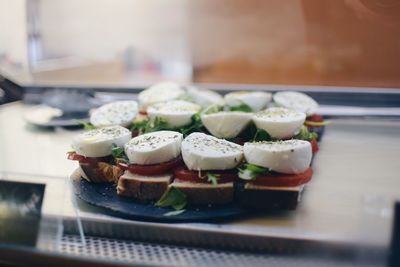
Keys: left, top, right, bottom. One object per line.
{"left": 71, "top": 169, "right": 248, "bottom": 222}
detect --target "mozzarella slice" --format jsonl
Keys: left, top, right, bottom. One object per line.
{"left": 186, "top": 86, "right": 223, "bottom": 107}
{"left": 138, "top": 82, "right": 185, "bottom": 111}
{"left": 181, "top": 132, "right": 243, "bottom": 171}
{"left": 72, "top": 126, "right": 131, "bottom": 157}
{"left": 90, "top": 101, "right": 138, "bottom": 128}
{"left": 253, "top": 107, "right": 306, "bottom": 139}
{"left": 224, "top": 91, "right": 272, "bottom": 112}
{"left": 201, "top": 111, "right": 252, "bottom": 138}
{"left": 147, "top": 100, "right": 201, "bottom": 128}
{"left": 273, "top": 91, "right": 318, "bottom": 116}
{"left": 244, "top": 140, "right": 312, "bottom": 174}
{"left": 125, "top": 131, "right": 183, "bottom": 165}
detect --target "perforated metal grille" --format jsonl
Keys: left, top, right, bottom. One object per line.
{"left": 54, "top": 234, "right": 384, "bottom": 267}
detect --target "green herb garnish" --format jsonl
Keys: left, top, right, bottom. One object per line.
{"left": 202, "top": 104, "right": 224, "bottom": 115}
{"left": 295, "top": 126, "right": 318, "bottom": 141}
{"left": 238, "top": 163, "right": 271, "bottom": 180}
{"left": 163, "top": 209, "right": 186, "bottom": 216}
{"left": 252, "top": 128, "right": 271, "bottom": 142}
{"left": 111, "top": 143, "right": 129, "bottom": 164}
{"left": 130, "top": 117, "right": 171, "bottom": 134}
{"left": 76, "top": 120, "right": 96, "bottom": 130}
{"left": 179, "top": 113, "right": 206, "bottom": 136}
{"left": 229, "top": 103, "right": 253, "bottom": 112}
{"left": 156, "top": 187, "right": 187, "bottom": 210}
{"left": 207, "top": 173, "right": 219, "bottom": 186}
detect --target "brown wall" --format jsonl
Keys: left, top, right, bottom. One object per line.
{"left": 190, "top": 0, "right": 400, "bottom": 87}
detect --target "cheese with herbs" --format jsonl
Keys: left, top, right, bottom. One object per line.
{"left": 181, "top": 132, "right": 243, "bottom": 170}
{"left": 244, "top": 140, "right": 312, "bottom": 174}
{"left": 125, "top": 131, "right": 183, "bottom": 165}
{"left": 72, "top": 126, "right": 131, "bottom": 157}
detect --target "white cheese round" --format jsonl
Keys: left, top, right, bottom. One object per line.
{"left": 125, "top": 131, "right": 183, "bottom": 165}
{"left": 224, "top": 91, "right": 272, "bottom": 112}
{"left": 201, "top": 111, "right": 252, "bottom": 139}
{"left": 252, "top": 107, "right": 306, "bottom": 139}
{"left": 72, "top": 126, "right": 131, "bottom": 157}
{"left": 90, "top": 101, "right": 138, "bottom": 128}
{"left": 181, "top": 132, "right": 243, "bottom": 171}
{"left": 138, "top": 82, "right": 185, "bottom": 111}
{"left": 186, "top": 86, "right": 223, "bottom": 108}
{"left": 273, "top": 91, "right": 318, "bottom": 116}
{"left": 147, "top": 100, "right": 201, "bottom": 128}
{"left": 244, "top": 140, "right": 312, "bottom": 174}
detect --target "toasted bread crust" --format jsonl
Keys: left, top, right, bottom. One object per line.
{"left": 80, "top": 162, "right": 123, "bottom": 183}
{"left": 235, "top": 183, "right": 303, "bottom": 210}
{"left": 172, "top": 182, "right": 233, "bottom": 206}
{"left": 117, "top": 171, "right": 172, "bottom": 201}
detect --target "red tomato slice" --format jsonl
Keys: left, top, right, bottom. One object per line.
{"left": 307, "top": 114, "right": 324, "bottom": 122}
{"left": 174, "top": 167, "right": 237, "bottom": 184}
{"left": 67, "top": 152, "right": 111, "bottom": 164}
{"left": 250, "top": 168, "right": 313, "bottom": 187}
{"left": 310, "top": 138, "right": 319, "bottom": 153}
{"left": 118, "top": 157, "right": 184, "bottom": 176}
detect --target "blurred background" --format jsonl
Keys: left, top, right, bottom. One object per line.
{"left": 1, "top": 0, "right": 400, "bottom": 89}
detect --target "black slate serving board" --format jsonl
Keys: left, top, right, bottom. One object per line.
{"left": 71, "top": 171, "right": 248, "bottom": 222}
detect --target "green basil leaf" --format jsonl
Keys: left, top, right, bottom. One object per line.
{"left": 111, "top": 143, "right": 129, "bottom": 164}
{"left": 76, "top": 120, "right": 96, "bottom": 130}
{"left": 229, "top": 103, "right": 253, "bottom": 112}
{"left": 238, "top": 163, "right": 270, "bottom": 180}
{"left": 207, "top": 173, "right": 219, "bottom": 186}
{"left": 295, "top": 126, "right": 318, "bottom": 141}
{"left": 156, "top": 187, "right": 187, "bottom": 210}
{"left": 252, "top": 129, "right": 271, "bottom": 142}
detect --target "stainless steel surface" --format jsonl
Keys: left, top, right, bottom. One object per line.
{"left": 0, "top": 96, "right": 398, "bottom": 265}
{"left": 51, "top": 234, "right": 383, "bottom": 267}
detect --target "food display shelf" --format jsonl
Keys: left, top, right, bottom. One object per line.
{"left": 1, "top": 85, "right": 399, "bottom": 267}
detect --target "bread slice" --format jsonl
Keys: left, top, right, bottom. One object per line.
{"left": 171, "top": 181, "right": 233, "bottom": 206}
{"left": 236, "top": 183, "right": 304, "bottom": 210}
{"left": 80, "top": 162, "right": 123, "bottom": 183}
{"left": 117, "top": 171, "right": 172, "bottom": 201}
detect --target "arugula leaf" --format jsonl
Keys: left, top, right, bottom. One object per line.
{"left": 229, "top": 103, "right": 253, "bottom": 112}
{"left": 295, "top": 126, "right": 318, "bottom": 141}
{"left": 130, "top": 119, "right": 148, "bottom": 134}
{"left": 111, "top": 143, "right": 128, "bottom": 163}
{"left": 155, "top": 187, "right": 187, "bottom": 210}
{"left": 163, "top": 209, "right": 186, "bottom": 216}
{"left": 207, "top": 173, "right": 219, "bottom": 186}
{"left": 238, "top": 163, "right": 271, "bottom": 180}
{"left": 131, "top": 117, "right": 171, "bottom": 134}
{"left": 179, "top": 113, "right": 205, "bottom": 136}
{"left": 202, "top": 104, "right": 223, "bottom": 115}
{"left": 252, "top": 128, "right": 271, "bottom": 142}
{"left": 145, "top": 117, "right": 170, "bottom": 133}
{"left": 76, "top": 120, "right": 96, "bottom": 130}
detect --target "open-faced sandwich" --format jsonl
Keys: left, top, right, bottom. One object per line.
{"left": 68, "top": 126, "right": 131, "bottom": 182}
{"left": 68, "top": 83, "right": 327, "bottom": 215}
{"left": 117, "top": 131, "right": 183, "bottom": 201}
{"left": 237, "top": 140, "right": 313, "bottom": 210}
{"left": 170, "top": 132, "right": 243, "bottom": 206}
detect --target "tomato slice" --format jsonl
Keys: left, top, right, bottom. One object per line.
{"left": 67, "top": 152, "right": 111, "bottom": 164}
{"left": 250, "top": 168, "right": 313, "bottom": 187}
{"left": 310, "top": 138, "right": 319, "bottom": 153}
{"left": 174, "top": 167, "right": 237, "bottom": 184}
{"left": 307, "top": 114, "right": 324, "bottom": 122}
{"left": 118, "top": 157, "right": 184, "bottom": 176}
